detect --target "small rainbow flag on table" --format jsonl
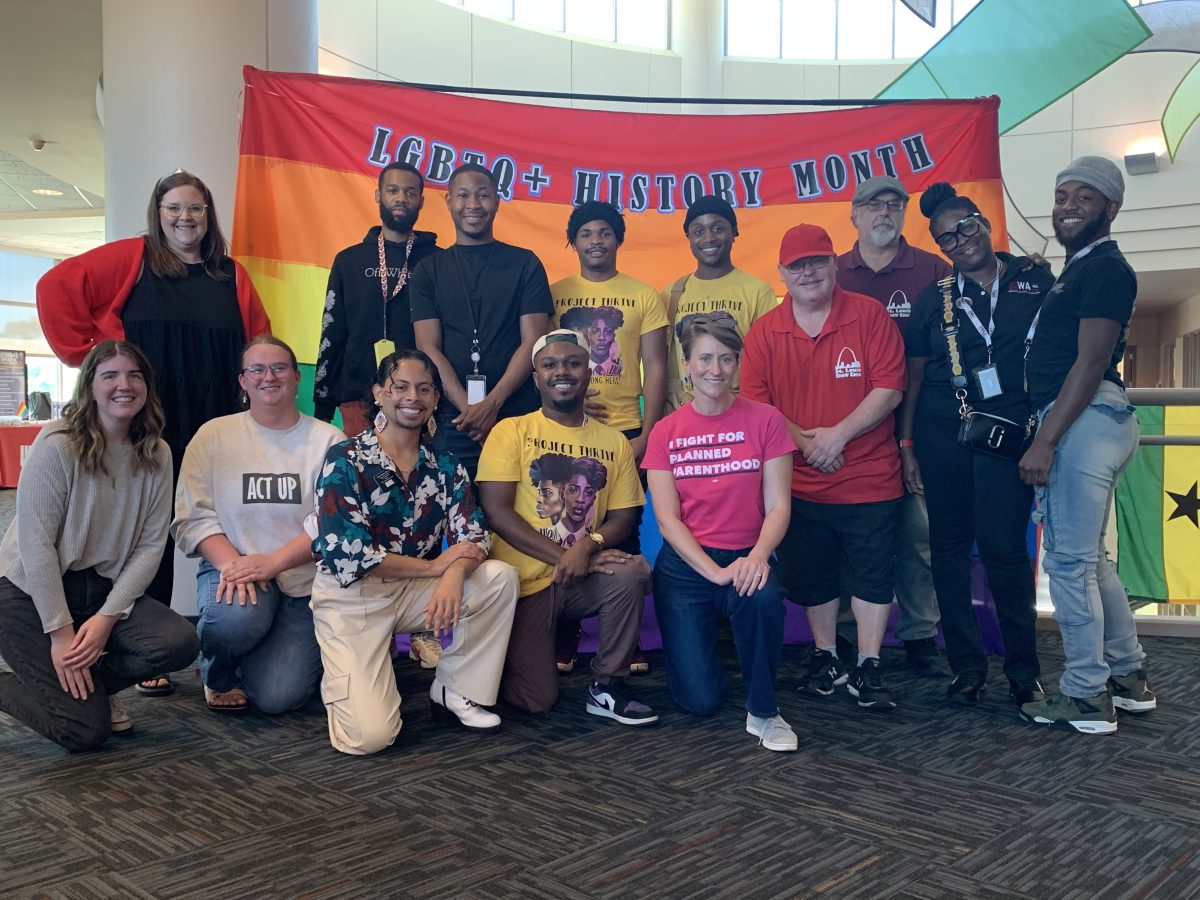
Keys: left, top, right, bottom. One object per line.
{"left": 14, "top": 400, "right": 27, "bottom": 419}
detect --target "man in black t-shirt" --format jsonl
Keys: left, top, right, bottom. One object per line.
{"left": 1017, "top": 155, "right": 1155, "bottom": 736}
{"left": 410, "top": 163, "right": 553, "bottom": 479}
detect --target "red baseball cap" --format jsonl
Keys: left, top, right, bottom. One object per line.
{"left": 778, "top": 224, "right": 836, "bottom": 266}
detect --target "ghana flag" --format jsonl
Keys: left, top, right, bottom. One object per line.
{"left": 232, "top": 67, "right": 1006, "bottom": 407}
{"left": 1116, "top": 406, "right": 1200, "bottom": 603}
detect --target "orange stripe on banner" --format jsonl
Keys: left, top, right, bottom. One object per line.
{"left": 234, "top": 156, "right": 1004, "bottom": 298}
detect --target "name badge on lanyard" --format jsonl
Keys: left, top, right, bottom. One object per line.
{"left": 957, "top": 268, "right": 1003, "bottom": 399}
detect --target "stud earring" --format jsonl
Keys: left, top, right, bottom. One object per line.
{"left": 373, "top": 410, "right": 388, "bottom": 433}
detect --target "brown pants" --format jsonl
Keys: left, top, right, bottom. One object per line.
{"left": 500, "top": 557, "right": 649, "bottom": 714}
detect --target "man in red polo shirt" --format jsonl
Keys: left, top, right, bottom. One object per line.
{"left": 836, "top": 175, "right": 950, "bottom": 678}
{"left": 742, "top": 224, "right": 906, "bottom": 709}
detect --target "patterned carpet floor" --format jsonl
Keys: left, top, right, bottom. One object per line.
{"left": 3, "top": 628, "right": 1200, "bottom": 900}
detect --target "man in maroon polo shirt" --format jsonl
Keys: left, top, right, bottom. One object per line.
{"left": 836, "top": 175, "right": 951, "bottom": 678}
{"left": 742, "top": 224, "right": 907, "bottom": 710}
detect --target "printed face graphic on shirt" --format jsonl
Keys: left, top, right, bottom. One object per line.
{"left": 560, "top": 306, "right": 624, "bottom": 375}
{"left": 834, "top": 347, "right": 863, "bottom": 379}
{"left": 530, "top": 453, "right": 609, "bottom": 545}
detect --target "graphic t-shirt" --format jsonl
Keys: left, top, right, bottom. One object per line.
{"left": 642, "top": 397, "right": 797, "bottom": 550}
{"left": 551, "top": 273, "right": 670, "bottom": 432}
{"left": 477, "top": 411, "right": 644, "bottom": 596}
{"left": 660, "top": 268, "right": 777, "bottom": 404}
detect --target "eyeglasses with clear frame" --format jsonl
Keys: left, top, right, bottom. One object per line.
{"left": 241, "top": 363, "right": 294, "bottom": 379}
{"left": 859, "top": 198, "right": 907, "bottom": 213}
{"left": 935, "top": 214, "right": 984, "bottom": 253}
{"left": 782, "top": 256, "right": 832, "bottom": 274}
{"left": 160, "top": 203, "right": 208, "bottom": 217}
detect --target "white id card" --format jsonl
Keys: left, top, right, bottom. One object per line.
{"left": 466, "top": 374, "right": 488, "bottom": 405}
{"left": 973, "top": 364, "right": 1002, "bottom": 399}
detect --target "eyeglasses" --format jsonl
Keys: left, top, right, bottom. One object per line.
{"left": 241, "top": 363, "right": 294, "bottom": 379}
{"left": 385, "top": 382, "right": 437, "bottom": 397}
{"left": 859, "top": 198, "right": 907, "bottom": 213}
{"left": 782, "top": 256, "right": 832, "bottom": 274}
{"left": 160, "top": 203, "right": 208, "bottom": 217}
{"left": 935, "top": 214, "right": 984, "bottom": 253}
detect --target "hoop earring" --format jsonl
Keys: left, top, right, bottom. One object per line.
{"left": 373, "top": 410, "right": 388, "bottom": 433}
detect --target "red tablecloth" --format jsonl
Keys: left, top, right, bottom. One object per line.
{"left": 0, "top": 423, "right": 44, "bottom": 488}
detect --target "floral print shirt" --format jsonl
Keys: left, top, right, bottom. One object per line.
{"left": 313, "top": 430, "right": 489, "bottom": 587}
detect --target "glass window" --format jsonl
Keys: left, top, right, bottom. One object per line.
{"left": 952, "top": 0, "right": 981, "bottom": 22}
{"left": 616, "top": 0, "right": 668, "bottom": 49}
{"left": 895, "top": 0, "right": 950, "bottom": 58}
{"left": 726, "top": 0, "right": 781, "bottom": 57}
{"left": 837, "top": 0, "right": 894, "bottom": 59}
{"left": 565, "top": 0, "right": 616, "bottom": 41}
{"left": 462, "top": 0, "right": 513, "bottom": 17}
{"left": 783, "top": 0, "right": 836, "bottom": 60}
{"left": 515, "top": 0, "right": 563, "bottom": 30}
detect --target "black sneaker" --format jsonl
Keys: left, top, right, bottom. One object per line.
{"left": 1009, "top": 679, "right": 1045, "bottom": 706}
{"left": 905, "top": 638, "right": 949, "bottom": 678}
{"left": 586, "top": 678, "right": 659, "bottom": 726}
{"left": 947, "top": 670, "right": 988, "bottom": 705}
{"left": 847, "top": 658, "right": 896, "bottom": 709}
{"left": 799, "top": 648, "right": 849, "bottom": 697}
{"left": 1108, "top": 669, "right": 1156, "bottom": 713}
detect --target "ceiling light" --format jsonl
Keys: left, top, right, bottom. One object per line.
{"left": 31, "top": 188, "right": 64, "bottom": 196}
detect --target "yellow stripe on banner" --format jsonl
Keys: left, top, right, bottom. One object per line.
{"left": 241, "top": 257, "right": 331, "bottom": 366}
{"left": 1162, "top": 406, "right": 1200, "bottom": 602}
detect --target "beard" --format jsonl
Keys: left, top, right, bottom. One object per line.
{"left": 1053, "top": 208, "right": 1108, "bottom": 251}
{"left": 379, "top": 201, "right": 419, "bottom": 235}
{"left": 867, "top": 220, "right": 899, "bottom": 248}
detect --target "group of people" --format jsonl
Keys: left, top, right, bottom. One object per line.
{"left": 0, "top": 152, "right": 1155, "bottom": 756}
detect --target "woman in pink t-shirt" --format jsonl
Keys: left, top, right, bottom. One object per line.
{"left": 642, "top": 318, "right": 798, "bottom": 752}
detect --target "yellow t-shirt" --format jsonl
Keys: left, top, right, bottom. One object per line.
{"left": 477, "top": 411, "right": 645, "bottom": 597}
{"left": 551, "top": 273, "right": 670, "bottom": 433}
{"left": 659, "top": 268, "right": 778, "bottom": 407}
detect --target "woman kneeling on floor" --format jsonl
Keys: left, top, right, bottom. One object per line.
{"left": 0, "top": 340, "right": 198, "bottom": 751}
{"left": 642, "top": 317, "right": 799, "bottom": 752}
{"left": 172, "top": 336, "right": 344, "bottom": 714}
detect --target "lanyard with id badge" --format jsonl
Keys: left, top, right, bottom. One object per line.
{"left": 451, "top": 246, "right": 497, "bottom": 405}
{"left": 374, "top": 234, "right": 415, "bottom": 365}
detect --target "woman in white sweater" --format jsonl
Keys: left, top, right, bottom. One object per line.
{"left": 173, "top": 336, "right": 343, "bottom": 714}
{"left": 0, "top": 340, "right": 199, "bottom": 751}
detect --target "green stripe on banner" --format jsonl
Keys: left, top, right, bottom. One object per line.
{"left": 1117, "top": 405, "right": 1167, "bottom": 600}
{"left": 296, "top": 363, "right": 343, "bottom": 430}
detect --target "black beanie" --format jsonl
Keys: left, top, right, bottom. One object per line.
{"left": 683, "top": 196, "right": 738, "bottom": 236}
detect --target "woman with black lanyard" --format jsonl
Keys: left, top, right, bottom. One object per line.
{"left": 898, "top": 183, "right": 1055, "bottom": 709}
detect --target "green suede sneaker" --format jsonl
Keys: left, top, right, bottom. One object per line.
{"left": 1108, "top": 669, "right": 1157, "bottom": 713}
{"left": 1019, "top": 691, "right": 1117, "bottom": 735}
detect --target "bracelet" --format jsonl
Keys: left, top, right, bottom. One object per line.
{"left": 898, "top": 439, "right": 915, "bottom": 449}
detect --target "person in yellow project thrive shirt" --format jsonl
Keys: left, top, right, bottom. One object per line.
{"left": 660, "top": 196, "right": 777, "bottom": 410}
{"left": 551, "top": 200, "right": 669, "bottom": 674}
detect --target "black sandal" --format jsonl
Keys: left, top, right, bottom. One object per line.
{"left": 135, "top": 674, "right": 175, "bottom": 696}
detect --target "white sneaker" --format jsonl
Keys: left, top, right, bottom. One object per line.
{"left": 109, "top": 696, "right": 134, "bottom": 735}
{"left": 408, "top": 632, "right": 443, "bottom": 669}
{"left": 745, "top": 713, "right": 797, "bottom": 752}
{"left": 429, "top": 678, "right": 501, "bottom": 733}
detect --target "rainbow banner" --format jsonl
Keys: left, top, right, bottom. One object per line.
{"left": 1116, "top": 406, "right": 1200, "bottom": 603}
{"left": 232, "top": 67, "right": 1006, "bottom": 395}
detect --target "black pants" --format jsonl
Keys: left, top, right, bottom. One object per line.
{"left": 913, "top": 412, "right": 1039, "bottom": 686}
{"left": 0, "top": 570, "right": 199, "bottom": 752}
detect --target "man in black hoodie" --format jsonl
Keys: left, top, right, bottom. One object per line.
{"left": 314, "top": 161, "right": 441, "bottom": 435}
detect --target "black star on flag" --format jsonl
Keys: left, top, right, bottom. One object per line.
{"left": 1167, "top": 481, "right": 1200, "bottom": 528}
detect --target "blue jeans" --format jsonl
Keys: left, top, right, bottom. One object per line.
{"left": 1035, "top": 382, "right": 1145, "bottom": 698}
{"left": 653, "top": 542, "right": 786, "bottom": 719}
{"left": 196, "top": 561, "right": 323, "bottom": 714}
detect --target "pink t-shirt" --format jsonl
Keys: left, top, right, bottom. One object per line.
{"left": 643, "top": 396, "right": 797, "bottom": 550}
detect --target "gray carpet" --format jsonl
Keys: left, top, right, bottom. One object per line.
{"left": 3, "top": 487, "right": 1199, "bottom": 899}
{"left": 2, "top": 633, "right": 1199, "bottom": 899}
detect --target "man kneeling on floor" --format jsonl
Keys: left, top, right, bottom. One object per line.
{"left": 477, "top": 329, "right": 658, "bottom": 726}
{"left": 310, "top": 349, "right": 519, "bottom": 755}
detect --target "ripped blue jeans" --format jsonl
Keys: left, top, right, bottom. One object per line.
{"left": 1034, "top": 381, "right": 1145, "bottom": 698}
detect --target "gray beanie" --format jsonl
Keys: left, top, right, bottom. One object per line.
{"left": 1055, "top": 155, "right": 1124, "bottom": 204}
